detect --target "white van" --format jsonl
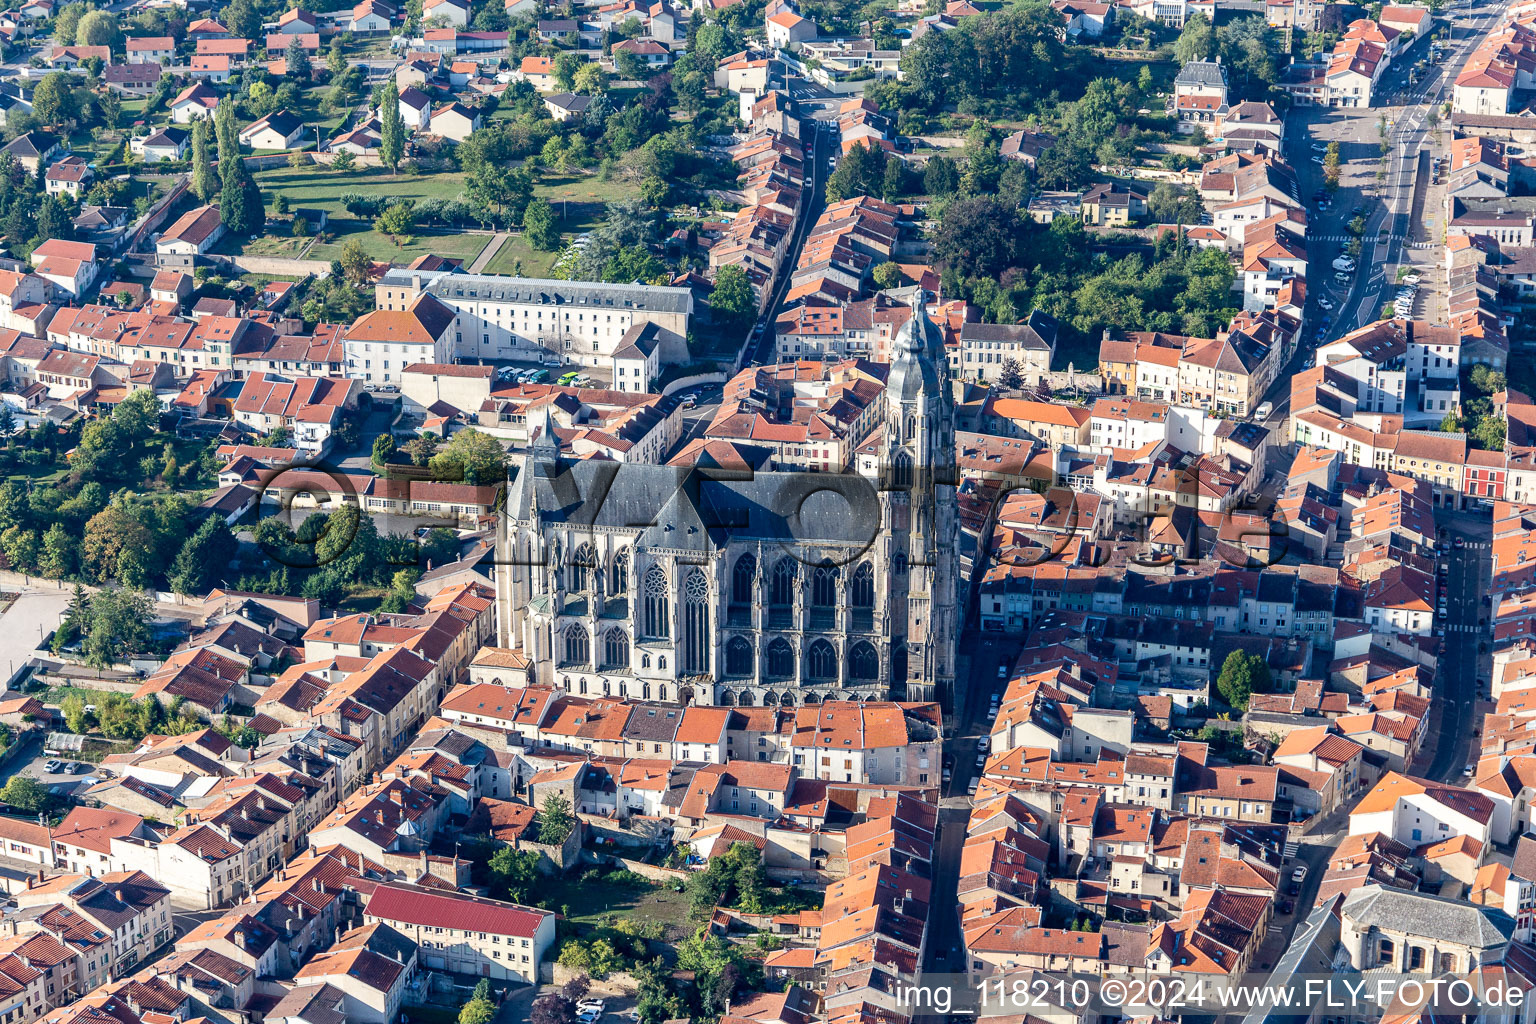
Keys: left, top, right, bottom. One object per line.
{"left": 1254, "top": 401, "right": 1273, "bottom": 420}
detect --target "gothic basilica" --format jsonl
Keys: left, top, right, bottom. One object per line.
{"left": 495, "top": 291, "right": 960, "bottom": 709}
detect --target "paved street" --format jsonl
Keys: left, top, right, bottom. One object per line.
{"left": 1258, "top": 0, "right": 1510, "bottom": 433}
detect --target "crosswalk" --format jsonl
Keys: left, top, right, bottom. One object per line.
{"left": 1446, "top": 623, "right": 1486, "bottom": 634}
{"left": 1283, "top": 840, "right": 1299, "bottom": 858}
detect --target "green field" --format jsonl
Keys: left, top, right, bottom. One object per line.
{"left": 251, "top": 165, "right": 473, "bottom": 214}
{"left": 238, "top": 167, "right": 636, "bottom": 266}
{"left": 482, "top": 174, "right": 633, "bottom": 277}
{"left": 540, "top": 873, "right": 692, "bottom": 937}
{"left": 307, "top": 224, "right": 491, "bottom": 263}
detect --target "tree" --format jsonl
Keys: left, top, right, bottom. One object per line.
{"left": 554, "top": 51, "right": 580, "bottom": 91}
{"left": 372, "top": 433, "right": 396, "bottom": 465}
{"left": 996, "top": 358, "right": 1023, "bottom": 389}
{"left": 32, "top": 73, "right": 81, "bottom": 127}
{"left": 459, "top": 999, "right": 495, "bottom": 1024}
{"left": 379, "top": 81, "right": 404, "bottom": 173}
{"left": 1473, "top": 415, "right": 1506, "bottom": 451}
{"left": 1149, "top": 182, "right": 1203, "bottom": 224}
{"left": 1137, "top": 63, "right": 1155, "bottom": 94}
{"left": 169, "top": 517, "right": 236, "bottom": 596}
{"left": 53, "top": 2, "right": 85, "bottom": 44}
{"left": 222, "top": 0, "right": 260, "bottom": 39}
{"left": 191, "top": 118, "right": 216, "bottom": 202}
{"left": 710, "top": 264, "right": 755, "bottom": 333}
{"left": 923, "top": 154, "right": 959, "bottom": 196}
{"left": 285, "top": 36, "right": 312, "bottom": 80}
{"left": 1214, "top": 649, "right": 1270, "bottom": 710}
{"left": 327, "top": 38, "right": 346, "bottom": 75}
{"left": 0, "top": 404, "right": 13, "bottom": 436}
{"left": 487, "top": 846, "right": 541, "bottom": 902}
{"left": 81, "top": 589, "right": 153, "bottom": 669}
{"left": 428, "top": 428, "right": 506, "bottom": 485}
{"left": 530, "top": 994, "right": 576, "bottom": 1024}
{"left": 573, "top": 63, "right": 607, "bottom": 95}
{"left": 75, "top": 10, "right": 121, "bottom": 50}
{"left": 220, "top": 161, "right": 257, "bottom": 236}
{"left": 523, "top": 197, "right": 560, "bottom": 250}
{"left": 340, "top": 239, "right": 371, "bottom": 285}
{"left": 1175, "top": 13, "right": 1214, "bottom": 64}
{"left": 0, "top": 775, "right": 50, "bottom": 814}
{"left": 39, "top": 523, "right": 73, "bottom": 579}
{"left": 215, "top": 99, "right": 239, "bottom": 169}
{"left": 375, "top": 203, "right": 416, "bottom": 247}
{"left": 536, "top": 793, "right": 575, "bottom": 845}
{"left": 1470, "top": 364, "right": 1507, "bottom": 395}
{"left": 871, "top": 262, "right": 903, "bottom": 290}
{"left": 932, "top": 197, "right": 1021, "bottom": 280}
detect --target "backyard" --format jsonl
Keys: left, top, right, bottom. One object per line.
{"left": 540, "top": 869, "right": 693, "bottom": 939}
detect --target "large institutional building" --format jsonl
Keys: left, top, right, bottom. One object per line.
{"left": 367, "top": 269, "right": 693, "bottom": 380}
{"left": 495, "top": 292, "right": 959, "bottom": 707}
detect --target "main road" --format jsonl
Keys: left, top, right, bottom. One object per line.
{"left": 1255, "top": 0, "right": 1510, "bottom": 435}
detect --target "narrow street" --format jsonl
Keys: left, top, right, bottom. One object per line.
{"left": 745, "top": 115, "right": 829, "bottom": 368}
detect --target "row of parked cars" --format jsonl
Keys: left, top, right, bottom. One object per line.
{"left": 44, "top": 759, "right": 94, "bottom": 776}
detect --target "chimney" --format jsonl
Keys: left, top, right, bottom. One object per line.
{"left": 312, "top": 877, "right": 322, "bottom": 893}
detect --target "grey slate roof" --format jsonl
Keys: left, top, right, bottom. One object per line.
{"left": 1341, "top": 884, "right": 1515, "bottom": 949}
{"left": 509, "top": 456, "right": 883, "bottom": 553}
{"left": 1175, "top": 59, "right": 1229, "bottom": 90}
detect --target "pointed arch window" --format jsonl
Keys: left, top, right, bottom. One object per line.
{"left": 764, "top": 638, "right": 794, "bottom": 679}
{"left": 771, "top": 558, "right": 798, "bottom": 606}
{"left": 681, "top": 568, "right": 710, "bottom": 675}
{"left": 726, "top": 636, "right": 753, "bottom": 677}
{"left": 602, "top": 629, "right": 629, "bottom": 670}
{"left": 812, "top": 562, "right": 838, "bottom": 608}
{"left": 562, "top": 624, "right": 590, "bottom": 667}
{"left": 851, "top": 562, "right": 874, "bottom": 608}
{"left": 642, "top": 564, "right": 670, "bottom": 639}
{"left": 732, "top": 553, "right": 756, "bottom": 605}
{"left": 568, "top": 543, "right": 596, "bottom": 592}
{"left": 849, "top": 641, "right": 878, "bottom": 680}
{"left": 610, "top": 548, "right": 630, "bottom": 596}
{"left": 807, "top": 639, "right": 837, "bottom": 681}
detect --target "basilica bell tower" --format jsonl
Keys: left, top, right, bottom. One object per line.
{"left": 881, "top": 289, "right": 959, "bottom": 708}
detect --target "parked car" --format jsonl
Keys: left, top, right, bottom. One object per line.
{"left": 1292, "top": 865, "right": 1307, "bottom": 882}
{"left": 977, "top": 736, "right": 990, "bottom": 752}
{"left": 1318, "top": 298, "right": 1334, "bottom": 310}
{"left": 68, "top": 762, "right": 87, "bottom": 775}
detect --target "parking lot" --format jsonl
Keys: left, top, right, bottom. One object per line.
{"left": 21, "top": 750, "right": 111, "bottom": 796}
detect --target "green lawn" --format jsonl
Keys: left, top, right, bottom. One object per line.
{"left": 251, "top": 166, "right": 473, "bottom": 215}
{"left": 307, "top": 223, "right": 491, "bottom": 263}
{"left": 482, "top": 174, "right": 632, "bottom": 277}
{"left": 539, "top": 873, "right": 692, "bottom": 937}
{"left": 481, "top": 232, "right": 560, "bottom": 277}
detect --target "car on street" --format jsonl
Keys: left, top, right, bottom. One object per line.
{"left": 1292, "top": 865, "right": 1307, "bottom": 882}
{"left": 977, "top": 737, "right": 990, "bottom": 751}
{"left": 1311, "top": 143, "right": 1328, "bottom": 153}
{"left": 974, "top": 753, "right": 986, "bottom": 769}
{"left": 1318, "top": 298, "right": 1334, "bottom": 310}
{"left": 1464, "top": 764, "right": 1477, "bottom": 776}
{"left": 967, "top": 778, "right": 979, "bottom": 795}
{"left": 1335, "top": 272, "right": 1352, "bottom": 283}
